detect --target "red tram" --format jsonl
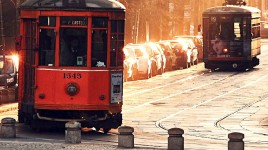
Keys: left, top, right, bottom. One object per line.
{"left": 202, "top": 5, "right": 261, "bottom": 70}
{"left": 17, "top": 0, "right": 125, "bottom": 132}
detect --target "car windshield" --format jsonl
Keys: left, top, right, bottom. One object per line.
{"left": 0, "top": 58, "right": 14, "bottom": 74}
{"left": 129, "top": 48, "right": 135, "bottom": 56}
{"left": 135, "top": 49, "right": 144, "bottom": 57}
{"left": 174, "top": 37, "right": 191, "bottom": 41}
{"left": 159, "top": 43, "right": 171, "bottom": 52}
{"left": 170, "top": 42, "right": 181, "bottom": 48}
{"left": 124, "top": 48, "right": 135, "bottom": 57}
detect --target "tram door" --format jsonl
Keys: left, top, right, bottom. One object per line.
{"left": 23, "top": 19, "right": 37, "bottom": 105}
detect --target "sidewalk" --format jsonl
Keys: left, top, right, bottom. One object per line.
{"left": 0, "top": 102, "right": 18, "bottom": 114}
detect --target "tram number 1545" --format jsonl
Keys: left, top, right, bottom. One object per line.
{"left": 64, "top": 73, "right": 82, "bottom": 79}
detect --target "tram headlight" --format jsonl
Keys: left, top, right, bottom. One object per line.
{"left": 65, "top": 82, "right": 79, "bottom": 96}
{"left": 223, "top": 48, "right": 228, "bottom": 53}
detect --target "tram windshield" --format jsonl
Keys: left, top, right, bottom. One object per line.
{"left": 209, "top": 16, "right": 248, "bottom": 41}
{"left": 60, "top": 28, "right": 87, "bottom": 66}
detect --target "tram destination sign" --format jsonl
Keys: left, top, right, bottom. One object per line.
{"left": 61, "top": 16, "right": 88, "bottom": 26}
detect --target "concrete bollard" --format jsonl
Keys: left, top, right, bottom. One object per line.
{"left": 228, "top": 132, "right": 244, "bottom": 150}
{"left": 118, "top": 126, "right": 134, "bottom": 148}
{"left": 65, "top": 121, "right": 81, "bottom": 144}
{"left": 1, "top": 117, "right": 16, "bottom": 138}
{"left": 168, "top": 128, "right": 184, "bottom": 150}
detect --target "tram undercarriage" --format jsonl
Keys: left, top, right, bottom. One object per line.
{"left": 205, "top": 57, "right": 259, "bottom": 70}
{"left": 19, "top": 109, "right": 122, "bottom": 132}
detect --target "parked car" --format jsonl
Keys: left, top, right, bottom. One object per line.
{"left": 126, "top": 44, "right": 152, "bottom": 79}
{"left": 134, "top": 44, "right": 153, "bottom": 79}
{"left": 143, "top": 43, "right": 163, "bottom": 76}
{"left": 154, "top": 43, "right": 167, "bottom": 73}
{"left": 180, "top": 38, "right": 199, "bottom": 65}
{"left": 165, "top": 40, "right": 190, "bottom": 69}
{"left": 173, "top": 35, "right": 203, "bottom": 61}
{"left": 158, "top": 40, "right": 180, "bottom": 70}
{"left": 0, "top": 55, "right": 18, "bottom": 87}
{"left": 123, "top": 45, "right": 138, "bottom": 81}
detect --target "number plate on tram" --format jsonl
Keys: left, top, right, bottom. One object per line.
{"left": 63, "top": 73, "right": 82, "bottom": 79}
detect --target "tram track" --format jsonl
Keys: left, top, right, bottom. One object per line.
{"left": 152, "top": 47, "right": 268, "bottom": 133}
{"left": 123, "top": 69, "right": 209, "bottom": 98}
{"left": 215, "top": 91, "right": 268, "bottom": 137}
{"left": 123, "top": 69, "right": 243, "bottom": 114}
{"left": 154, "top": 72, "right": 268, "bottom": 142}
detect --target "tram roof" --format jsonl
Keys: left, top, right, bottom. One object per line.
{"left": 203, "top": 5, "right": 260, "bottom": 17}
{"left": 20, "top": 0, "right": 125, "bottom": 11}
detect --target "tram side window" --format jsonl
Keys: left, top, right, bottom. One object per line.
{"left": 91, "top": 17, "right": 108, "bottom": 67}
{"left": 60, "top": 28, "right": 87, "bottom": 67}
{"left": 251, "top": 26, "right": 260, "bottom": 39}
{"left": 39, "top": 29, "right": 55, "bottom": 66}
{"left": 111, "top": 20, "right": 124, "bottom": 67}
{"left": 233, "top": 18, "right": 242, "bottom": 40}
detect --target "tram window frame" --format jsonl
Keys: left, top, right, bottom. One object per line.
{"left": 59, "top": 28, "right": 88, "bottom": 67}
{"left": 60, "top": 16, "right": 88, "bottom": 26}
{"left": 233, "top": 17, "right": 242, "bottom": 40}
{"left": 251, "top": 18, "right": 261, "bottom": 39}
{"left": 39, "top": 16, "right": 56, "bottom": 27}
{"left": 92, "top": 17, "right": 108, "bottom": 28}
{"left": 38, "top": 16, "right": 56, "bottom": 66}
{"left": 39, "top": 28, "right": 56, "bottom": 66}
{"left": 59, "top": 16, "right": 88, "bottom": 67}
{"left": 91, "top": 17, "right": 108, "bottom": 68}
{"left": 110, "top": 20, "right": 124, "bottom": 67}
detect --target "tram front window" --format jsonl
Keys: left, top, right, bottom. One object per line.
{"left": 91, "top": 30, "right": 107, "bottom": 67}
{"left": 91, "top": 17, "right": 108, "bottom": 67}
{"left": 60, "top": 28, "right": 87, "bottom": 66}
{"left": 210, "top": 17, "right": 242, "bottom": 41}
{"left": 39, "top": 29, "right": 55, "bottom": 66}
